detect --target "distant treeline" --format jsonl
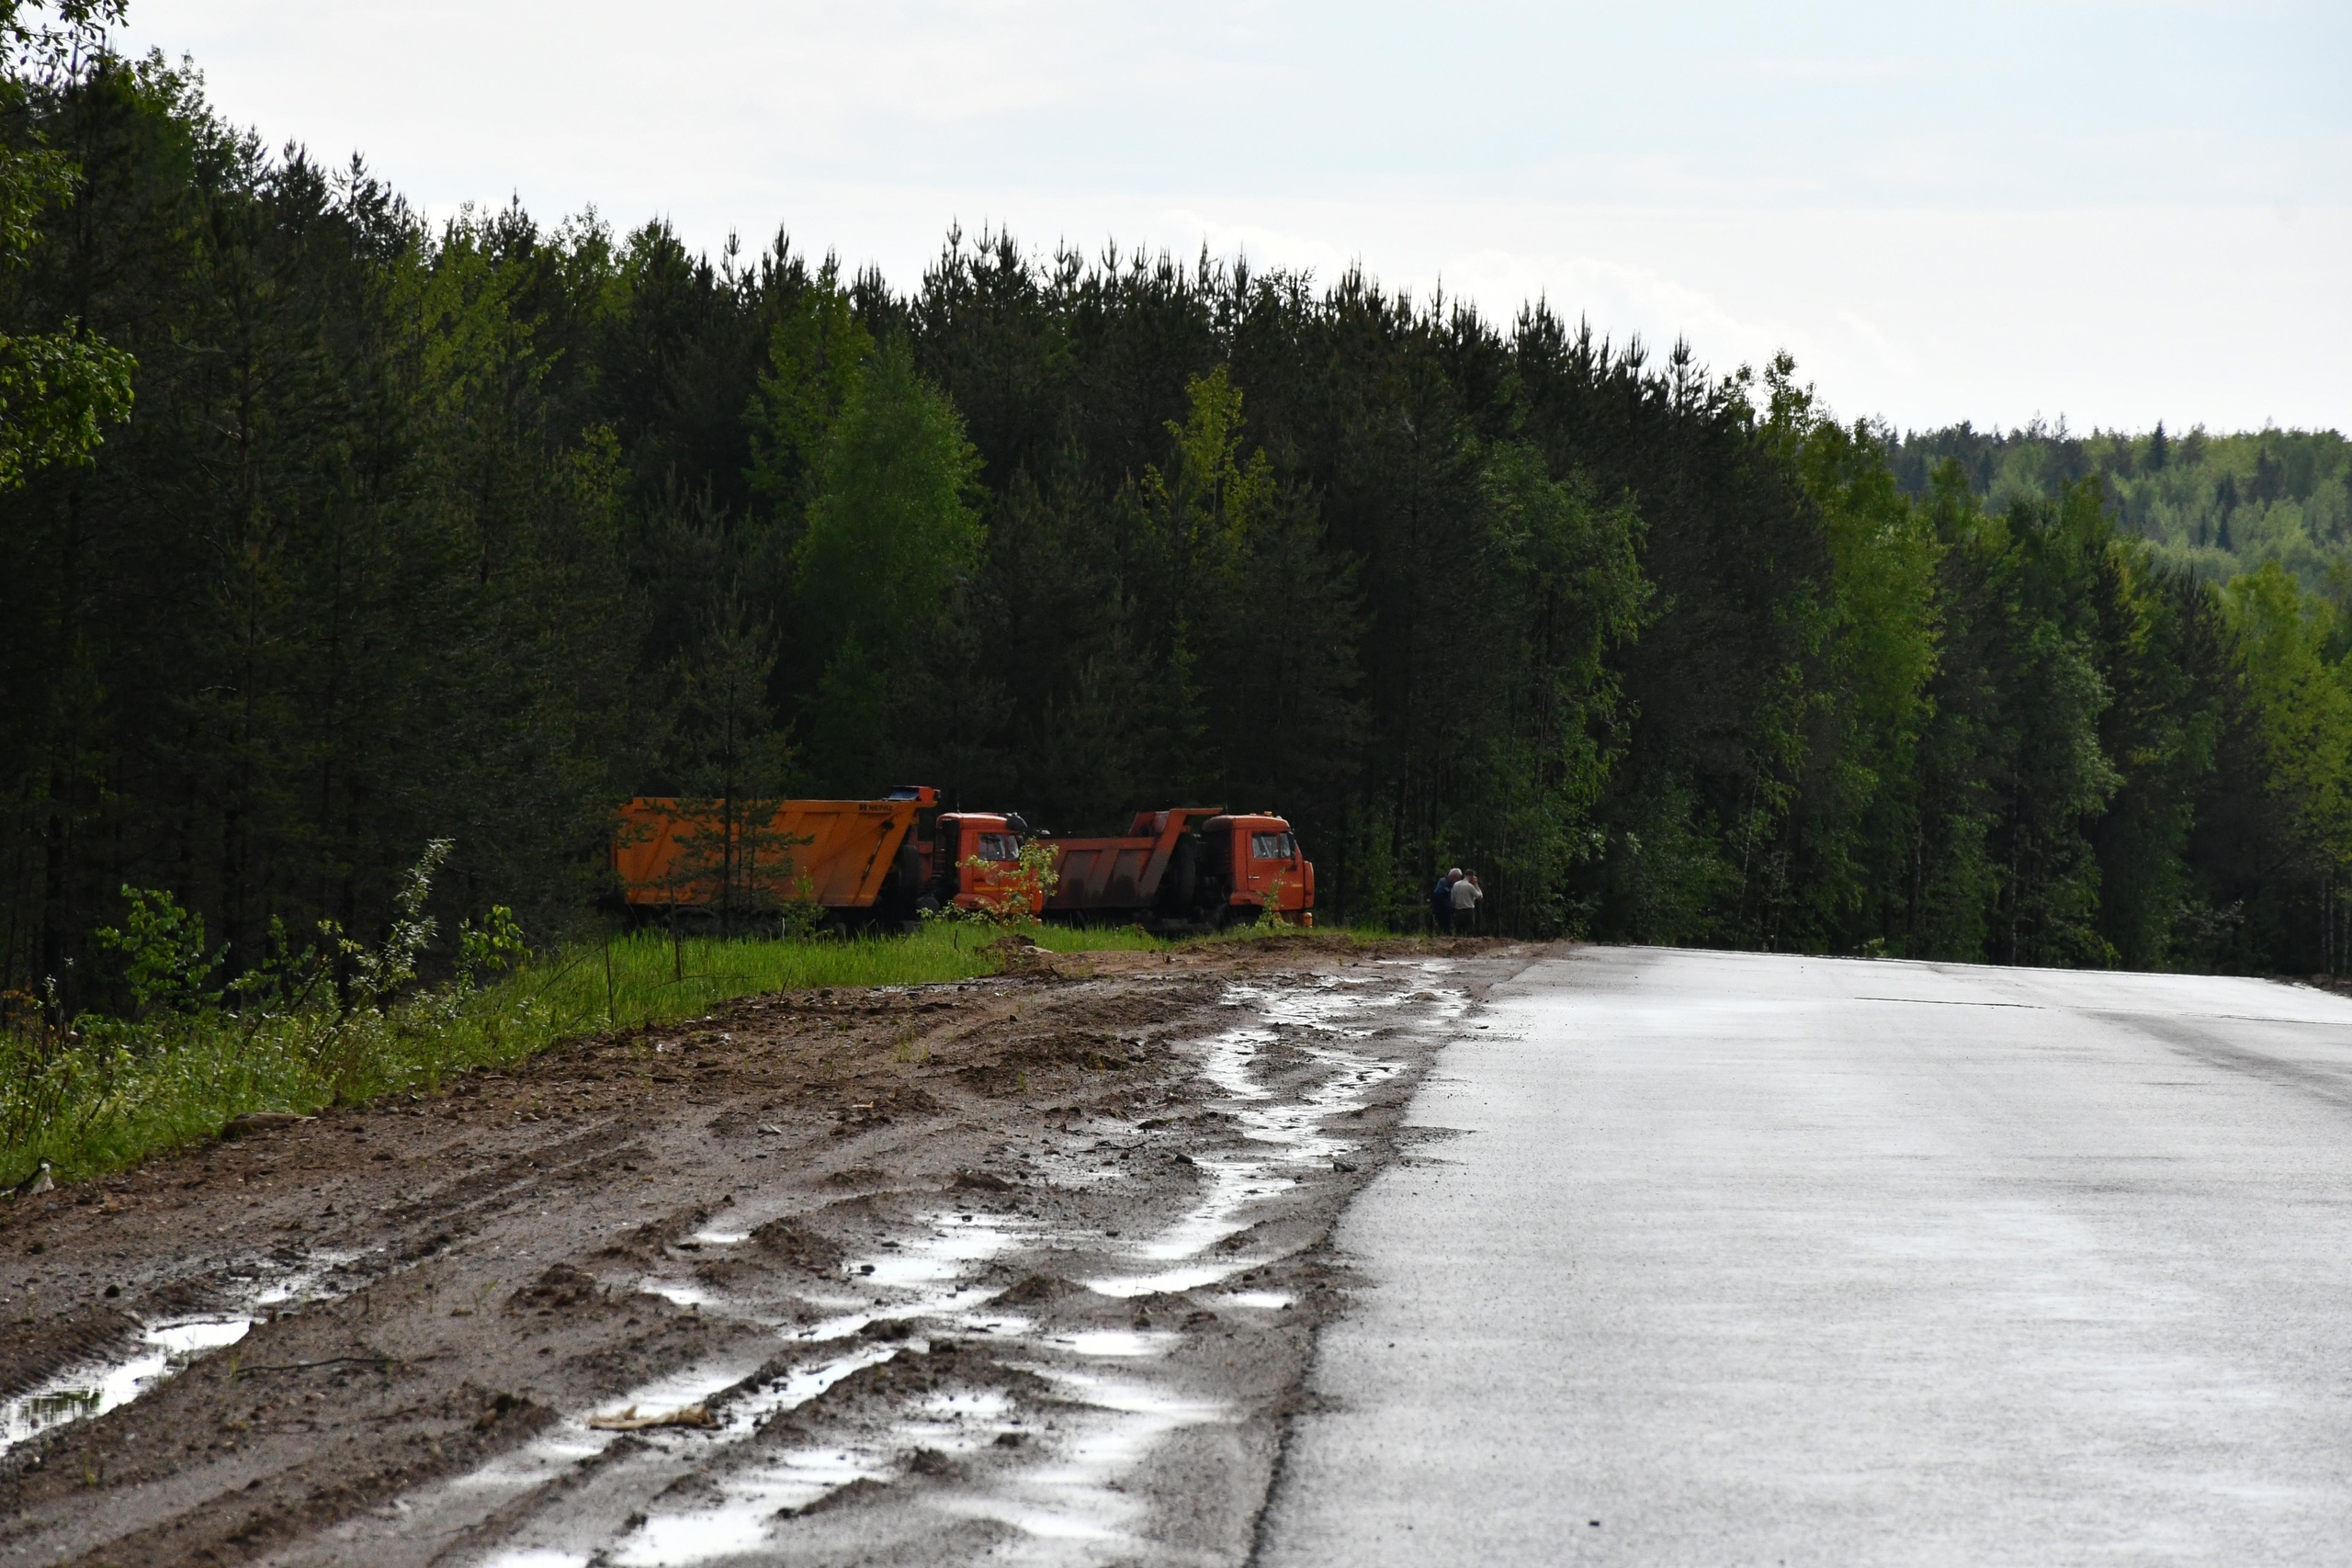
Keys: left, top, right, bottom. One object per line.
{"left": 5, "top": 21, "right": 2350, "bottom": 1003}
{"left": 1894, "top": 423, "right": 2352, "bottom": 591}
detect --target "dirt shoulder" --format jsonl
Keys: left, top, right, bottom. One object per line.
{"left": 0, "top": 936, "right": 1533, "bottom": 1567}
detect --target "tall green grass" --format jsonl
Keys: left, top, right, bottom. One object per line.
{"left": 542, "top": 923, "right": 1004, "bottom": 1031}
{"left": 0, "top": 922, "right": 1174, "bottom": 1187}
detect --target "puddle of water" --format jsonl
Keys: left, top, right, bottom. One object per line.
{"left": 796, "top": 1280, "right": 1014, "bottom": 1345}
{"left": 247, "top": 1247, "right": 363, "bottom": 1306}
{"left": 932, "top": 1368, "right": 1231, "bottom": 1553}
{"left": 613, "top": 1444, "right": 882, "bottom": 1565}
{"left": 548, "top": 1166, "right": 1241, "bottom": 1566}
{"left": 449, "top": 1212, "right": 1037, "bottom": 1562}
{"left": 848, "top": 1212, "right": 1028, "bottom": 1290}
{"left": 0, "top": 1317, "right": 251, "bottom": 1453}
{"left": 1218, "top": 1290, "right": 1295, "bottom": 1311}
{"left": 456, "top": 1355, "right": 768, "bottom": 1496}
{"left": 479, "top": 1551, "right": 591, "bottom": 1568}
{"left": 919, "top": 976, "right": 1462, "bottom": 1561}
{"left": 1087, "top": 978, "right": 1458, "bottom": 1299}
{"left": 0, "top": 1247, "right": 365, "bottom": 1457}
{"left": 785, "top": 1215, "right": 1038, "bottom": 1345}
{"left": 585, "top": 1332, "right": 997, "bottom": 1565}
{"left": 1086, "top": 1258, "right": 1262, "bottom": 1299}
{"left": 1125, "top": 1158, "right": 1287, "bottom": 1263}
{"left": 612, "top": 1390, "right": 1031, "bottom": 1568}
{"left": 638, "top": 1280, "right": 714, "bottom": 1308}
{"left": 1041, "top": 1329, "right": 1180, "bottom": 1359}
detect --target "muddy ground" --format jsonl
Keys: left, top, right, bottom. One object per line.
{"left": 0, "top": 937, "right": 1533, "bottom": 1567}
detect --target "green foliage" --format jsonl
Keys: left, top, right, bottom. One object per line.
{"left": 1125, "top": 366, "right": 1359, "bottom": 807}
{"left": 1450, "top": 437, "right": 1648, "bottom": 932}
{"left": 795, "top": 336, "right": 985, "bottom": 661}
{"left": 5, "top": 838, "right": 514, "bottom": 1173}
{"left": 1752, "top": 357, "right": 1942, "bottom": 947}
{"left": 1885, "top": 475, "right": 2130, "bottom": 964}
{"left": 788, "top": 334, "right": 986, "bottom": 792}
{"left": 456, "top": 905, "right": 526, "bottom": 988}
{"left": 0, "top": 1, "right": 133, "bottom": 490}
{"left": 748, "top": 263, "right": 873, "bottom": 526}
{"left": 0, "top": 317, "right": 132, "bottom": 486}
{"left": 2224, "top": 566, "right": 2352, "bottom": 875}
{"left": 336, "top": 839, "right": 449, "bottom": 1010}
{"left": 659, "top": 592, "right": 801, "bottom": 924}
{"left": 90, "top": 886, "right": 222, "bottom": 1021}
{"left": 0, "top": 51, "right": 639, "bottom": 1006}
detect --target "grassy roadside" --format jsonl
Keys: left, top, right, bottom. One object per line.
{"left": 0, "top": 922, "right": 1189, "bottom": 1190}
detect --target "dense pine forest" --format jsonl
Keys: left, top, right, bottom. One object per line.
{"left": 6, "top": 12, "right": 2350, "bottom": 1010}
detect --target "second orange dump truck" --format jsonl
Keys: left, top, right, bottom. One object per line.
{"left": 1043, "top": 807, "right": 1314, "bottom": 930}
{"left": 610, "top": 791, "right": 1313, "bottom": 931}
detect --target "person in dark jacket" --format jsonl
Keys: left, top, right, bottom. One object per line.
{"left": 1430, "top": 867, "right": 1461, "bottom": 934}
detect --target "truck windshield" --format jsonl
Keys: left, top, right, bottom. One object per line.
{"left": 975, "top": 832, "right": 1021, "bottom": 863}
{"left": 1250, "top": 831, "right": 1296, "bottom": 860}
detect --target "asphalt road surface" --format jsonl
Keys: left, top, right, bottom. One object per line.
{"left": 1259, "top": 945, "right": 2352, "bottom": 1566}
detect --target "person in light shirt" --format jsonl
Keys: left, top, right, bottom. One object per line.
{"left": 1451, "top": 869, "right": 1483, "bottom": 934}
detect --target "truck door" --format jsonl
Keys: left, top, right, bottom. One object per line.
{"left": 964, "top": 824, "right": 1023, "bottom": 908}
{"left": 1242, "top": 825, "right": 1304, "bottom": 909}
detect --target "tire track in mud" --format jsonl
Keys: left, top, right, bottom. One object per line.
{"left": 407, "top": 966, "right": 1480, "bottom": 1568}
{"left": 0, "top": 941, "right": 1530, "bottom": 1568}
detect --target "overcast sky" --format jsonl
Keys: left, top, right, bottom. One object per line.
{"left": 115, "top": 1, "right": 2350, "bottom": 434}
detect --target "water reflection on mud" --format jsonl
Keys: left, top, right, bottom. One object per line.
{"left": 0, "top": 1248, "right": 361, "bottom": 1456}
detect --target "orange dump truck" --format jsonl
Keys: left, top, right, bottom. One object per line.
{"left": 611, "top": 788, "right": 935, "bottom": 924}
{"left": 610, "top": 788, "right": 1034, "bottom": 926}
{"left": 1043, "top": 807, "right": 1314, "bottom": 930}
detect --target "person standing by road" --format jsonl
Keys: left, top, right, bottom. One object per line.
{"left": 1430, "top": 868, "right": 1461, "bottom": 935}
{"left": 1452, "top": 869, "right": 1484, "bottom": 935}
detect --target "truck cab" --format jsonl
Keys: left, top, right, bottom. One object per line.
{"left": 1201, "top": 813, "right": 1315, "bottom": 924}
{"left": 924, "top": 810, "right": 1034, "bottom": 914}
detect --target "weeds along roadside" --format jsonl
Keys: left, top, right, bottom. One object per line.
{"left": 0, "top": 915, "right": 1363, "bottom": 1190}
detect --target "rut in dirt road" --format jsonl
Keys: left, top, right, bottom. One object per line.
{"left": 0, "top": 941, "right": 1530, "bottom": 1568}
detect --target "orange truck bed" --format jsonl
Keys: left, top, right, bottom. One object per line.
{"left": 1044, "top": 807, "right": 1314, "bottom": 926}
{"left": 611, "top": 789, "right": 935, "bottom": 911}
{"left": 1046, "top": 807, "right": 1224, "bottom": 916}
